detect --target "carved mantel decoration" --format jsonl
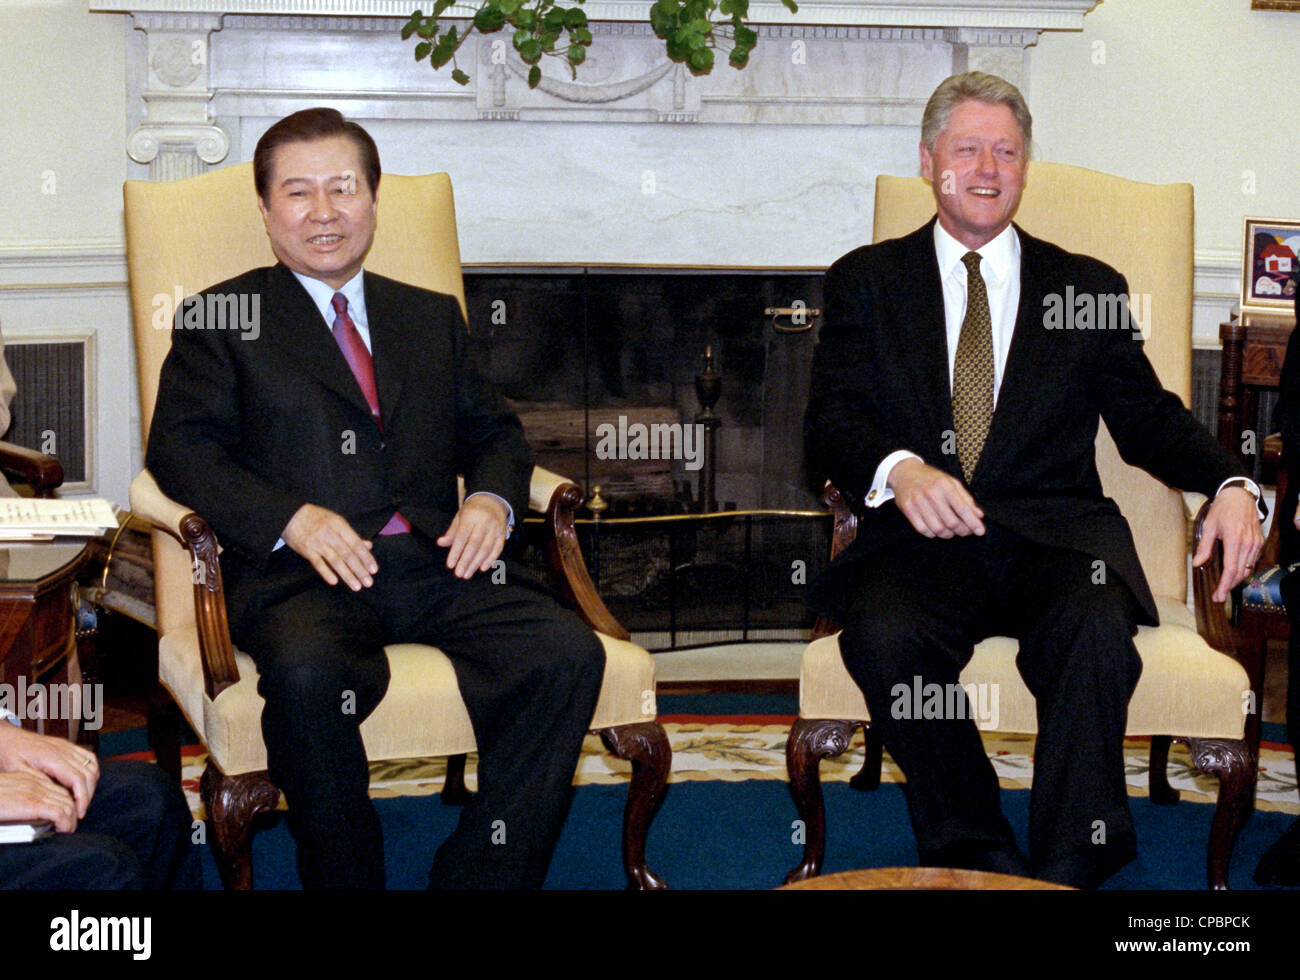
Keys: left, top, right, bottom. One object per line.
{"left": 95, "top": 0, "right": 1094, "bottom": 174}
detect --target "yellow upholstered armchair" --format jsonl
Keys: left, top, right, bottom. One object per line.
{"left": 124, "top": 163, "right": 670, "bottom": 889}
{"left": 787, "top": 163, "right": 1256, "bottom": 890}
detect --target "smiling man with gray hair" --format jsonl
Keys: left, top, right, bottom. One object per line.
{"left": 803, "top": 71, "right": 1264, "bottom": 888}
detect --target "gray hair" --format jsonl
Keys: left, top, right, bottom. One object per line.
{"left": 920, "top": 72, "right": 1032, "bottom": 152}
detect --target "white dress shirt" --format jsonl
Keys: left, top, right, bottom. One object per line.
{"left": 863, "top": 224, "right": 1260, "bottom": 510}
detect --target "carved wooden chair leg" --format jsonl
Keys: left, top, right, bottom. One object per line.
{"left": 1148, "top": 735, "right": 1180, "bottom": 805}
{"left": 849, "top": 724, "right": 883, "bottom": 791}
{"left": 201, "top": 762, "right": 281, "bottom": 891}
{"left": 440, "top": 752, "right": 472, "bottom": 805}
{"left": 147, "top": 687, "right": 184, "bottom": 783}
{"left": 1181, "top": 736, "right": 1256, "bottom": 890}
{"left": 784, "top": 717, "right": 858, "bottom": 884}
{"left": 599, "top": 722, "right": 671, "bottom": 890}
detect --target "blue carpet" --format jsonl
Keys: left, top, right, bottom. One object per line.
{"left": 103, "top": 700, "right": 1296, "bottom": 890}
{"left": 194, "top": 775, "right": 1299, "bottom": 890}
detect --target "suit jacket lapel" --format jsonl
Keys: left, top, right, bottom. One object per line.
{"left": 265, "top": 264, "right": 376, "bottom": 420}
{"left": 364, "top": 273, "right": 407, "bottom": 432}
{"left": 896, "top": 220, "right": 960, "bottom": 477}
{"left": 974, "top": 225, "right": 1051, "bottom": 481}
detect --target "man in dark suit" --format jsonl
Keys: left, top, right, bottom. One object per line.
{"left": 147, "top": 108, "right": 605, "bottom": 889}
{"left": 804, "top": 72, "right": 1264, "bottom": 888}
{"left": 1257, "top": 287, "right": 1300, "bottom": 886}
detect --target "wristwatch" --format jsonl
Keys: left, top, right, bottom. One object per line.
{"left": 1221, "top": 477, "right": 1260, "bottom": 505}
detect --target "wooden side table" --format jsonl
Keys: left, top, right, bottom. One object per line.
{"left": 779, "top": 867, "right": 1072, "bottom": 890}
{"left": 0, "top": 541, "right": 92, "bottom": 742}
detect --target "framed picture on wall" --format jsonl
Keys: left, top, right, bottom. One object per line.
{"left": 1240, "top": 217, "right": 1300, "bottom": 315}
{"left": 1252, "top": 1, "right": 1300, "bottom": 9}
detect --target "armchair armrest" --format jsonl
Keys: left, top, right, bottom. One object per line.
{"left": 129, "top": 469, "right": 240, "bottom": 700}
{"left": 529, "top": 466, "right": 630, "bottom": 640}
{"left": 0, "top": 440, "right": 63, "bottom": 497}
{"left": 1192, "top": 498, "right": 1236, "bottom": 655}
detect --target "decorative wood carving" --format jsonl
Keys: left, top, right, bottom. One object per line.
{"left": 599, "top": 721, "right": 671, "bottom": 890}
{"left": 178, "top": 511, "right": 240, "bottom": 699}
{"left": 200, "top": 762, "right": 281, "bottom": 890}
{"left": 1179, "top": 737, "right": 1255, "bottom": 890}
{"left": 783, "top": 716, "right": 859, "bottom": 883}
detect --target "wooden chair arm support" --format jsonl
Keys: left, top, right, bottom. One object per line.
{"left": 0, "top": 440, "right": 63, "bottom": 497}
{"left": 1192, "top": 498, "right": 1236, "bottom": 655}
{"left": 824, "top": 483, "right": 860, "bottom": 560}
{"left": 532, "top": 465, "right": 630, "bottom": 640}
{"left": 128, "top": 469, "right": 240, "bottom": 700}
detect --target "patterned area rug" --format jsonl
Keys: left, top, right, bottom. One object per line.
{"left": 173, "top": 718, "right": 1299, "bottom": 819}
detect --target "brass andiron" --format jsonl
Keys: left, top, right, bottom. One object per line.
{"left": 694, "top": 346, "right": 721, "bottom": 513}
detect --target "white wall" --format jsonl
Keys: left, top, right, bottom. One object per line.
{"left": 1031, "top": 0, "right": 1300, "bottom": 342}
{"left": 0, "top": 1, "right": 135, "bottom": 505}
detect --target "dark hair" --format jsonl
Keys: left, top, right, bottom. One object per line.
{"left": 253, "top": 108, "right": 381, "bottom": 201}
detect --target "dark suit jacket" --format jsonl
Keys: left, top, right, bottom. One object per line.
{"left": 1274, "top": 290, "right": 1300, "bottom": 565}
{"left": 804, "top": 219, "right": 1247, "bottom": 626}
{"left": 146, "top": 263, "right": 532, "bottom": 632}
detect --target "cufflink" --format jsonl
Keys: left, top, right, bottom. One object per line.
{"left": 867, "top": 490, "right": 879, "bottom": 502}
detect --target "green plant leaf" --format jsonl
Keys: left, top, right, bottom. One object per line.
{"left": 497, "top": 0, "right": 522, "bottom": 12}
{"left": 543, "top": 7, "right": 567, "bottom": 29}
{"left": 452, "top": 67, "right": 471, "bottom": 84}
{"left": 433, "top": 0, "right": 455, "bottom": 13}
{"left": 414, "top": 40, "right": 432, "bottom": 59}
{"left": 417, "top": 21, "right": 437, "bottom": 38}
{"left": 401, "top": 12, "right": 423, "bottom": 40}
{"left": 688, "top": 46, "right": 713, "bottom": 72}
{"left": 649, "top": 0, "right": 678, "bottom": 35}
{"left": 474, "top": 4, "right": 507, "bottom": 31}
{"left": 567, "top": 43, "right": 586, "bottom": 63}
{"left": 540, "top": 28, "right": 561, "bottom": 49}
{"left": 513, "top": 27, "right": 531, "bottom": 44}
{"left": 728, "top": 44, "right": 748, "bottom": 67}
{"left": 528, "top": 64, "right": 542, "bottom": 87}
{"left": 571, "top": 26, "right": 592, "bottom": 44}
{"left": 517, "top": 37, "right": 543, "bottom": 62}
{"left": 781, "top": 0, "right": 797, "bottom": 11}
{"left": 564, "top": 7, "right": 587, "bottom": 26}
{"left": 734, "top": 25, "right": 756, "bottom": 46}
{"left": 512, "top": 8, "right": 535, "bottom": 27}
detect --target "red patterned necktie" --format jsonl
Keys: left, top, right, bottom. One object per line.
{"left": 331, "top": 292, "right": 410, "bottom": 535}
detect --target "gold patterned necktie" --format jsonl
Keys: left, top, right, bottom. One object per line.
{"left": 952, "top": 251, "right": 994, "bottom": 482}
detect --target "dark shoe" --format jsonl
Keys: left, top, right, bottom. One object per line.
{"left": 922, "top": 841, "right": 1032, "bottom": 879}
{"left": 1255, "top": 817, "right": 1300, "bottom": 886}
{"left": 1034, "top": 839, "right": 1137, "bottom": 890}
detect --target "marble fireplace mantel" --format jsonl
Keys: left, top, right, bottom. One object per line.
{"left": 93, "top": 0, "right": 1095, "bottom": 265}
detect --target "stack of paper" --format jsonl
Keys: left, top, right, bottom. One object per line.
{"left": 0, "top": 820, "right": 54, "bottom": 843}
{"left": 0, "top": 498, "right": 119, "bottom": 542}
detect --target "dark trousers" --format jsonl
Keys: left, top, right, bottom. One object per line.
{"left": 835, "top": 524, "right": 1143, "bottom": 888}
{"left": 0, "top": 759, "right": 200, "bottom": 889}
{"left": 233, "top": 530, "right": 605, "bottom": 890}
